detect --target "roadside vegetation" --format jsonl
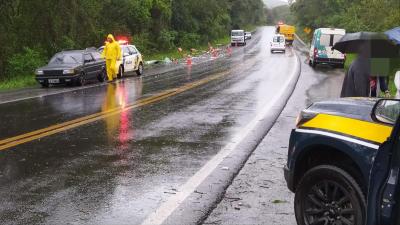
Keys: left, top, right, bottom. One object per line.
{"left": 0, "top": 0, "right": 266, "bottom": 90}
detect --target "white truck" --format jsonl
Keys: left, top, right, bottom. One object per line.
{"left": 231, "top": 30, "right": 246, "bottom": 46}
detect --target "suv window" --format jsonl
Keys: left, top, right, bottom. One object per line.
{"left": 320, "top": 34, "right": 331, "bottom": 46}
{"left": 122, "top": 46, "right": 131, "bottom": 55}
{"left": 128, "top": 46, "right": 137, "bottom": 54}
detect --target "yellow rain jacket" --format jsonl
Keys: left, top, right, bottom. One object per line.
{"left": 102, "top": 34, "right": 121, "bottom": 80}
{"left": 102, "top": 34, "right": 121, "bottom": 60}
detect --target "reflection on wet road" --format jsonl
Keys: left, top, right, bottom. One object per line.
{"left": 0, "top": 27, "right": 299, "bottom": 225}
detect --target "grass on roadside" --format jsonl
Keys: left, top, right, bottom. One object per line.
{"left": 0, "top": 75, "right": 37, "bottom": 91}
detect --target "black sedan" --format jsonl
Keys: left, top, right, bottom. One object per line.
{"left": 35, "top": 50, "right": 106, "bottom": 87}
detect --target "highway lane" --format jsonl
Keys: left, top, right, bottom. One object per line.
{"left": 0, "top": 27, "right": 300, "bottom": 225}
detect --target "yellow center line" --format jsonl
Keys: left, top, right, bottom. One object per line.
{"left": 0, "top": 71, "right": 228, "bottom": 151}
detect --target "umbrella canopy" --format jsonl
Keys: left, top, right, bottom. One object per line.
{"left": 333, "top": 31, "right": 399, "bottom": 58}
{"left": 385, "top": 27, "right": 400, "bottom": 45}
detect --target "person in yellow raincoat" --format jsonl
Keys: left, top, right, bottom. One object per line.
{"left": 101, "top": 34, "right": 121, "bottom": 81}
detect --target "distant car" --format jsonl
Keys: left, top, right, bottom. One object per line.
{"left": 309, "top": 28, "right": 346, "bottom": 68}
{"left": 231, "top": 30, "right": 246, "bottom": 46}
{"left": 98, "top": 43, "right": 144, "bottom": 78}
{"left": 245, "top": 32, "right": 252, "bottom": 40}
{"left": 284, "top": 98, "right": 400, "bottom": 225}
{"left": 270, "top": 35, "right": 286, "bottom": 53}
{"left": 35, "top": 49, "right": 106, "bottom": 88}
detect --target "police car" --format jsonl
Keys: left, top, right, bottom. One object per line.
{"left": 98, "top": 40, "right": 143, "bottom": 78}
{"left": 284, "top": 98, "right": 400, "bottom": 225}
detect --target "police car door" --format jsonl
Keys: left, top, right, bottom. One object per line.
{"left": 122, "top": 46, "right": 134, "bottom": 72}
{"left": 366, "top": 99, "right": 400, "bottom": 225}
{"left": 128, "top": 46, "right": 139, "bottom": 70}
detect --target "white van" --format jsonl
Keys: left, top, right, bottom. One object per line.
{"left": 309, "top": 28, "right": 346, "bottom": 68}
{"left": 231, "top": 30, "right": 246, "bottom": 46}
{"left": 270, "top": 34, "right": 286, "bottom": 53}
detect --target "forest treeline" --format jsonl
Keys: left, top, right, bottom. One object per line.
{"left": 0, "top": 0, "right": 266, "bottom": 81}
{"left": 290, "top": 0, "right": 399, "bottom": 33}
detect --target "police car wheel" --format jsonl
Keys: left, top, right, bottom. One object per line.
{"left": 117, "top": 66, "right": 123, "bottom": 79}
{"left": 136, "top": 63, "right": 143, "bottom": 76}
{"left": 294, "top": 165, "right": 365, "bottom": 225}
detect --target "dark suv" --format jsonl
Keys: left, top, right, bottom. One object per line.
{"left": 285, "top": 98, "right": 400, "bottom": 225}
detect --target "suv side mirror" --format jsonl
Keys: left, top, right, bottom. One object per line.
{"left": 372, "top": 99, "right": 400, "bottom": 125}
{"left": 123, "top": 52, "right": 130, "bottom": 57}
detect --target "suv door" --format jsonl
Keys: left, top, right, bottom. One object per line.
{"left": 366, "top": 99, "right": 400, "bottom": 225}
{"left": 128, "top": 46, "right": 139, "bottom": 70}
{"left": 122, "top": 46, "right": 134, "bottom": 72}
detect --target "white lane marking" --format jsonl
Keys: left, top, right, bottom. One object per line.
{"left": 0, "top": 82, "right": 107, "bottom": 105}
{"left": 295, "top": 129, "right": 380, "bottom": 150}
{"left": 141, "top": 48, "right": 300, "bottom": 225}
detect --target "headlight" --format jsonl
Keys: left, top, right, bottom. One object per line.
{"left": 295, "top": 110, "right": 317, "bottom": 128}
{"left": 35, "top": 70, "right": 44, "bottom": 75}
{"left": 63, "top": 69, "right": 75, "bottom": 74}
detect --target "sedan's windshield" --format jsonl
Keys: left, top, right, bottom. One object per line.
{"left": 49, "top": 53, "right": 82, "bottom": 65}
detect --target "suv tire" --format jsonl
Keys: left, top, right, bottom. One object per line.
{"left": 117, "top": 65, "right": 123, "bottom": 79}
{"left": 294, "top": 165, "right": 365, "bottom": 225}
{"left": 136, "top": 63, "right": 143, "bottom": 76}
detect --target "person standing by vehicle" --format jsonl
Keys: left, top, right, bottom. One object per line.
{"left": 102, "top": 34, "right": 121, "bottom": 82}
{"left": 340, "top": 44, "right": 371, "bottom": 97}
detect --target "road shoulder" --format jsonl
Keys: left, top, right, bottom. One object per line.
{"left": 141, "top": 47, "right": 301, "bottom": 225}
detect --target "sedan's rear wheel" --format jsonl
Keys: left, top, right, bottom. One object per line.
{"left": 295, "top": 165, "right": 365, "bottom": 225}
{"left": 98, "top": 69, "right": 106, "bottom": 82}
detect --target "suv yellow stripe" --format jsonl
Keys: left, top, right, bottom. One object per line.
{"left": 301, "top": 114, "right": 392, "bottom": 144}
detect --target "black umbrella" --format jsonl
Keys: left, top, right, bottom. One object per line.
{"left": 333, "top": 31, "right": 400, "bottom": 58}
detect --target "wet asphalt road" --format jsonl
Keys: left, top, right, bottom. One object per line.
{"left": 1, "top": 27, "right": 300, "bottom": 225}
{"left": 203, "top": 40, "right": 344, "bottom": 225}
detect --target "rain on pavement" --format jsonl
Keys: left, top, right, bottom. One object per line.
{"left": 1, "top": 27, "right": 302, "bottom": 224}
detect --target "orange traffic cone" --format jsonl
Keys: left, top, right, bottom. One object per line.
{"left": 212, "top": 49, "right": 218, "bottom": 58}
{"left": 226, "top": 46, "right": 232, "bottom": 56}
{"left": 186, "top": 55, "right": 192, "bottom": 65}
